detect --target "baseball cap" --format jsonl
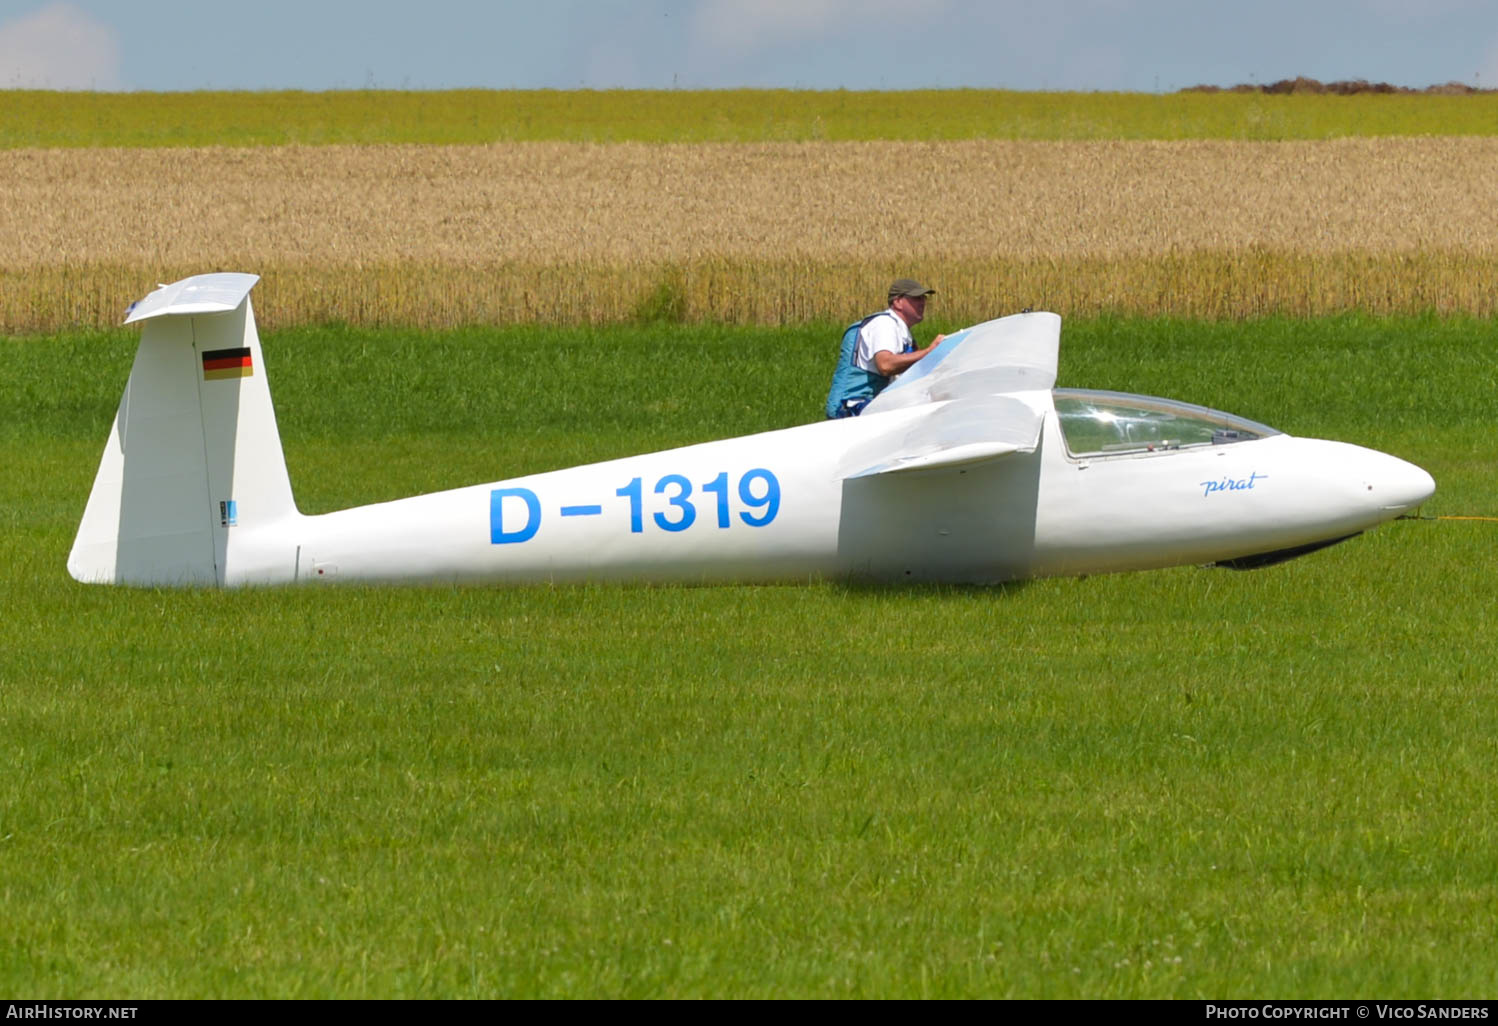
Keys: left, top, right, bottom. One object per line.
{"left": 888, "top": 278, "right": 936, "bottom": 301}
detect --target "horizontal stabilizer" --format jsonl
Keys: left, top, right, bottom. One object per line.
{"left": 863, "top": 311, "right": 1060, "bottom": 414}
{"left": 124, "top": 273, "right": 260, "bottom": 324}
{"left": 842, "top": 394, "right": 1044, "bottom": 479}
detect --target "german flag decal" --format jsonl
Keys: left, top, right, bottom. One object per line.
{"left": 202, "top": 347, "right": 253, "bottom": 380}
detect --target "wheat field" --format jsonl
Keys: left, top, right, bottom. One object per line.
{"left": 7, "top": 138, "right": 1498, "bottom": 328}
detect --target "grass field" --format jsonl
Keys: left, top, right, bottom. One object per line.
{"left": 6, "top": 88, "right": 1498, "bottom": 148}
{"left": 2, "top": 315, "right": 1493, "bottom": 997}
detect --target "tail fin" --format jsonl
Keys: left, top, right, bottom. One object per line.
{"left": 68, "top": 273, "right": 298, "bottom": 586}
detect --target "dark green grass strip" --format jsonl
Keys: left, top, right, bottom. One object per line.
{"left": 1, "top": 317, "right": 1493, "bottom": 997}
{"left": 7, "top": 89, "right": 1498, "bottom": 148}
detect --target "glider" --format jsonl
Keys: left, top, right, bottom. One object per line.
{"left": 69, "top": 273, "right": 1435, "bottom": 587}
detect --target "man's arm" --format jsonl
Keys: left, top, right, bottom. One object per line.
{"left": 873, "top": 334, "right": 946, "bottom": 377}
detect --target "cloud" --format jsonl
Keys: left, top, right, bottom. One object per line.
{"left": 0, "top": 2, "right": 122, "bottom": 89}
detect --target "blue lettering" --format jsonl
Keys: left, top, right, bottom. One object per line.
{"left": 1200, "top": 471, "right": 1267, "bottom": 498}
{"left": 490, "top": 487, "right": 541, "bottom": 543}
{"left": 617, "top": 477, "right": 644, "bottom": 533}
{"left": 703, "top": 471, "right": 730, "bottom": 528}
{"left": 493, "top": 470, "right": 781, "bottom": 543}
{"left": 738, "top": 468, "right": 781, "bottom": 527}
{"left": 653, "top": 474, "right": 696, "bottom": 532}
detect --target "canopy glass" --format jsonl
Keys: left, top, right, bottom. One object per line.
{"left": 1054, "top": 389, "right": 1281, "bottom": 457}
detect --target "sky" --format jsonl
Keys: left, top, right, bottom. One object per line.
{"left": 3, "top": 0, "right": 1498, "bottom": 93}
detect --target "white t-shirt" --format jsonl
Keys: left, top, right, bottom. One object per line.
{"left": 853, "top": 309, "right": 914, "bottom": 374}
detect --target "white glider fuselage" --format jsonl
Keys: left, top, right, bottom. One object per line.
{"left": 67, "top": 274, "right": 1435, "bottom": 589}
{"left": 269, "top": 406, "right": 1430, "bottom": 587}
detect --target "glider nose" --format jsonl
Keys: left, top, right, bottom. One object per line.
{"left": 1368, "top": 452, "right": 1435, "bottom": 513}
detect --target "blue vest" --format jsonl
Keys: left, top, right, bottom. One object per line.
{"left": 825, "top": 312, "right": 905, "bottom": 419}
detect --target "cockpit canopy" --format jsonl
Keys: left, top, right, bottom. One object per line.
{"left": 1054, "top": 389, "right": 1281, "bottom": 457}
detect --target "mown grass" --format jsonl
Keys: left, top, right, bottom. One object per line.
{"left": 1, "top": 316, "right": 1493, "bottom": 997}
{"left": 6, "top": 89, "right": 1498, "bottom": 148}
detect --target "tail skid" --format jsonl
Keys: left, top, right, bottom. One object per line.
{"left": 68, "top": 274, "right": 300, "bottom": 586}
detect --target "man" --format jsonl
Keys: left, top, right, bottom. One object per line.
{"left": 825, "top": 278, "right": 947, "bottom": 419}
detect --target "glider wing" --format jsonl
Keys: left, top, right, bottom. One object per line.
{"left": 862, "top": 310, "right": 1060, "bottom": 415}
{"left": 840, "top": 394, "right": 1045, "bottom": 479}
